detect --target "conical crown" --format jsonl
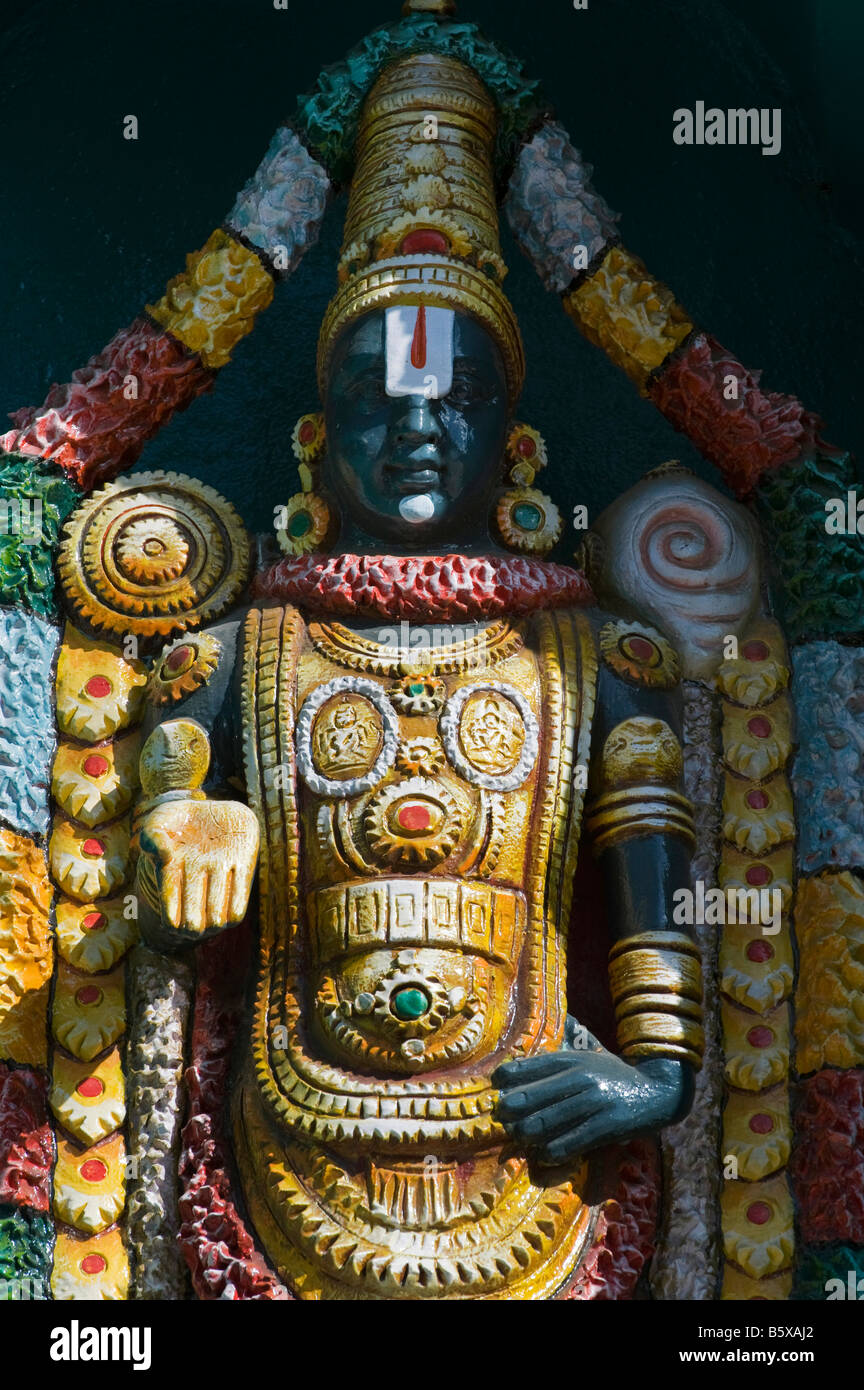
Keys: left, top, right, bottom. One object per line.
{"left": 317, "top": 52, "right": 525, "bottom": 401}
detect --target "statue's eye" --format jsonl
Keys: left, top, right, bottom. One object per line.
{"left": 448, "top": 373, "right": 486, "bottom": 407}
{"left": 350, "top": 376, "right": 387, "bottom": 409}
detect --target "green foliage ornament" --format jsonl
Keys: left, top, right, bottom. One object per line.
{"left": 0, "top": 453, "right": 80, "bottom": 618}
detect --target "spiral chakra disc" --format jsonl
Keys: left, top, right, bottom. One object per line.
{"left": 58, "top": 471, "right": 251, "bottom": 639}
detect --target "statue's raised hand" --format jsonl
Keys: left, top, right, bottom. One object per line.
{"left": 136, "top": 798, "right": 259, "bottom": 943}
{"left": 492, "top": 1028, "right": 693, "bottom": 1163}
{"left": 133, "top": 717, "right": 259, "bottom": 947}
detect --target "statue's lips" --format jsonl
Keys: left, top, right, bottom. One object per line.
{"left": 384, "top": 456, "right": 445, "bottom": 494}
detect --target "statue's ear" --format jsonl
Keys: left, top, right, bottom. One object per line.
{"left": 575, "top": 530, "right": 606, "bottom": 588}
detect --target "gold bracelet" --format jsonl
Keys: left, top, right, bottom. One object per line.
{"left": 608, "top": 935, "right": 702, "bottom": 1006}
{"left": 608, "top": 931, "right": 704, "bottom": 1069}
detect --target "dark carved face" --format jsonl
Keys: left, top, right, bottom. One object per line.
{"left": 323, "top": 309, "right": 509, "bottom": 549}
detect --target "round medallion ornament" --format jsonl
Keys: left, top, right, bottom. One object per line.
{"left": 599, "top": 620, "right": 680, "bottom": 689}
{"left": 495, "top": 488, "right": 561, "bottom": 555}
{"left": 440, "top": 682, "right": 539, "bottom": 792}
{"left": 395, "top": 736, "right": 445, "bottom": 777}
{"left": 505, "top": 423, "right": 548, "bottom": 478}
{"left": 58, "top": 471, "right": 250, "bottom": 640}
{"left": 291, "top": 412, "right": 326, "bottom": 465}
{"left": 370, "top": 959, "right": 451, "bottom": 1041}
{"left": 364, "top": 776, "right": 462, "bottom": 868}
{"left": 147, "top": 632, "right": 223, "bottom": 705}
{"left": 296, "top": 677, "right": 399, "bottom": 798}
{"left": 276, "top": 493, "right": 333, "bottom": 557}
{"left": 389, "top": 673, "right": 446, "bottom": 716}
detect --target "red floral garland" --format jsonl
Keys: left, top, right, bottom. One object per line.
{"left": 252, "top": 551, "right": 593, "bottom": 621}
{"left": 0, "top": 1065, "right": 52, "bottom": 1213}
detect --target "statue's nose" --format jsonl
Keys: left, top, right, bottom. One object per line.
{"left": 391, "top": 395, "right": 443, "bottom": 448}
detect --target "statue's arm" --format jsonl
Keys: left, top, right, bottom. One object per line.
{"left": 132, "top": 616, "right": 260, "bottom": 952}
{"left": 495, "top": 618, "right": 700, "bottom": 1161}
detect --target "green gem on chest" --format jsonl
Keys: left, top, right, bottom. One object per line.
{"left": 391, "top": 986, "right": 431, "bottom": 1020}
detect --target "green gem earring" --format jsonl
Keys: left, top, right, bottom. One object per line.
{"left": 276, "top": 412, "right": 335, "bottom": 556}
{"left": 493, "top": 423, "right": 562, "bottom": 555}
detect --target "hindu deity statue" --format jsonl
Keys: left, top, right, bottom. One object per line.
{"left": 2, "top": 1, "right": 860, "bottom": 1305}
{"left": 131, "top": 51, "right": 702, "bottom": 1300}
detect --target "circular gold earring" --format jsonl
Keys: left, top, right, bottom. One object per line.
{"left": 276, "top": 412, "right": 335, "bottom": 556}
{"left": 494, "top": 423, "right": 562, "bottom": 555}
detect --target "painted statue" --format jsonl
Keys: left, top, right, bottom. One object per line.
{"left": 1, "top": 0, "right": 861, "bottom": 1304}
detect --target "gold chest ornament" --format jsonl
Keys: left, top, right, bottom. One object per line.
{"left": 234, "top": 603, "right": 601, "bottom": 1299}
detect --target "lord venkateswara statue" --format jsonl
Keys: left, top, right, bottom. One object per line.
{"left": 2, "top": 0, "right": 860, "bottom": 1304}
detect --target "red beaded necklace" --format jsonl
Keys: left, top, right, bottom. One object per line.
{"left": 252, "top": 552, "right": 593, "bottom": 621}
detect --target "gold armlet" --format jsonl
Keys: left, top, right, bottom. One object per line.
{"left": 586, "top": 784, "right": 695, "bottom": 852}
{"left": 608, "top": 931, "right": 704, "bottom": 1069}
{"left": 588, "top": 716, "right": 694, "bottom": 851}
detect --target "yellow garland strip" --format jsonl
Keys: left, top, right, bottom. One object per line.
{"left": 563, "top": 247, "right": 693, "bottom": 393}
{"left": 48, "top": 624, "right": 145, "bottom": 1300}
{"left": 715, "top": 621, "right": 796, "bottom": 1299}
{"left": 147, "top": 228, "right": 274, "bottom": 369}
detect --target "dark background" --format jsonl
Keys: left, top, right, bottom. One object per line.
{"left": 1, "top": 0, "right": 861, "bottom": 539}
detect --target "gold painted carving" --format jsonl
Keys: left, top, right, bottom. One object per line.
{"left": 51, "top": 961, "right": 126, "bottom": 1061}
{"left": 309, "top": 619, "right": 522, "bottom": 675}
{"left": 721, "top": 1086, "right": 791, "bottom": 1181}
{"left": 147, "top": 632, "right": 222, "bottom": 704}
{"left": 319, "top": 54, "right": 524, "bottom": 401}
{"left": 235, "top": 1081, "right": 593, "bottom": 1301}
{"left": 720, "top": 1175, "right": 794, "bottom": 1279}
{"left": 51, "top": 729, "right": 141, "bottom": 827}
{"left": 55, "top": 625, "right": 148, "bottom": 741}
{"left": 239, "top": 606, "right": 596, "bottom": 1162}
{"left": 58, "top": 472, "right": 250, "bottom": 640}
{"left": 53, "top": 1132, "right": 127, "bottom": 1234}
{"left": 138, "top": 719, "right": 211, "bottom": 800}
{"left": 51, "top": 1228, "right": 129, "bottom": 1301}
{"left": 363, "top": 779, "right": 462, "bottom": 868}
{"left": 563, "top": 247, "right": 693, "bottom": 392}
{"left": 308, "top": 878, "right": 525, "bottom": 968}
{"left": 0, "top": 827, "right": 53, "bottom": 1066}
{"left": 719, "top": 921, "right": 794, "bottom": 1014}
{"left": 721, "top": 698, "right": 792, "bottom": 781}
{"left": 458, "top": 689, "right": 526, "bottom": 777}
{"left": 794, "top": 870, "right": 864, "bottom": 1072}
{"left": 135, "top": 798, "right": 259, "bottom": 937}
{"left": 716, "top": 619, "right": 796, "bottom": 1297}
{"left": 311, "top": 693, "right": 384, "bottom": 784}
{"left": 54, "top": 894, "right": 138, "bottom": 974}
{"left": 721, "top": 998, "right": 789, "bottom": 1091}
{"left": 587, "top": 786, "right": 695, "bottom": 853}
{"left": 50, "top": 1047, "right": 126, "bottom": 1146}
{"left": 608, "top": 932, "right": 704, "bottom": 1067}
{"left": 147, "top": 227, "right": 274, "bottom": 368}
{"left": 599, "top": 620, "right": 680, "bottom": 689}
{"left": 395, "top": 736, "right": 445, "bottom": 777}
{"left": 599, "top": 716, "right": 684, "bottom": 788}
{"left": 49, "top": 815, "right": 131, "bottom": 902}
{"left": 714, "top": 622, "right": 789, "bottom": 706}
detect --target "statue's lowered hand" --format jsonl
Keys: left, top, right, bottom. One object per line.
{"left": 135, "top": 798, "right": 260, "bottom": 943}
{"left": 492, "top": 1047, "right": 693, "bottom": 1163}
